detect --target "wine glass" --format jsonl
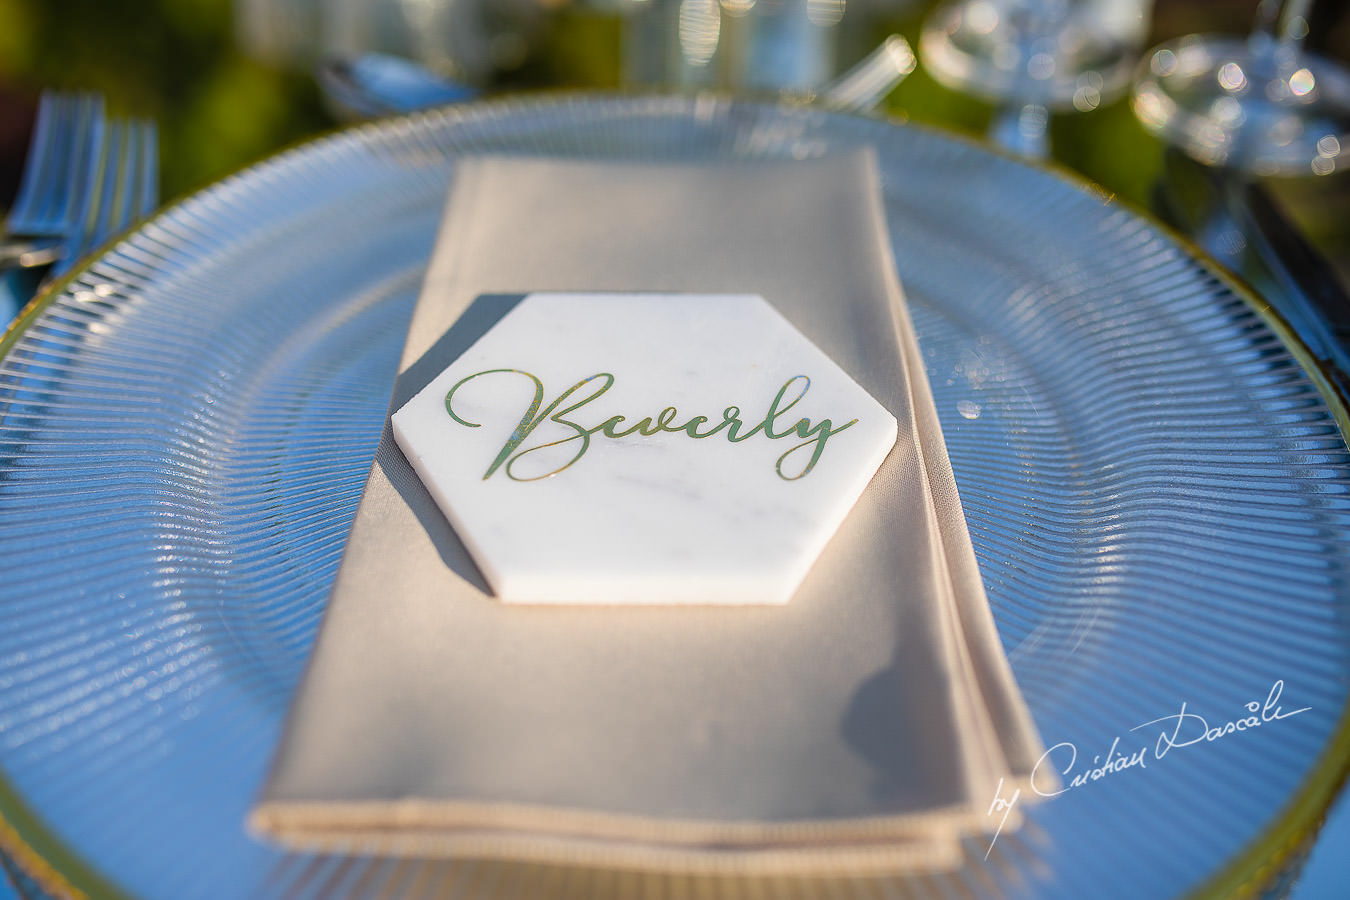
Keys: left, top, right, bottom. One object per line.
{"left": 1135, "top": 2, "right": 1350, "bottom": 403}
{"left": 1132, "top": 0, "right": 1350, "bottom": 176}
{"left": 921, "top": 0, "right": 1152, "bottom": 156}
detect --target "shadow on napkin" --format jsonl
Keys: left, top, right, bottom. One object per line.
{"left": 378, "top": 293, "right": 525, "bottom": 595}
{"left": 844, "top": 662, "right": 944, "bottom": 806}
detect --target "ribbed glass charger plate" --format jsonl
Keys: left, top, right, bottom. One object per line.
{"left": 1, "top": 96, "right": 1348, "bottom": 900}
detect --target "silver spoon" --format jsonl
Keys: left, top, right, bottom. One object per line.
{"left": 317, "top": 54, "right": 477, "bottom": 121}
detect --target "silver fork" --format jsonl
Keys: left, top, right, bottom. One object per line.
{"left": 47, "top": 116, "right": 158, "bottom": 283}
{"left": 0, "top": 93, "right": 105, "bottom": 268}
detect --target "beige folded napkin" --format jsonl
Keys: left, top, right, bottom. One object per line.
{"left": 251, "top": 150, "right": 1047, "bottom": 874}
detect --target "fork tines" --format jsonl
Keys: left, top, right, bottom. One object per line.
{"left": 49, "top": 116, "right": 159, "bottom": 281}
{"left": 6, "top": 92, "right": 105, "bottom": 240}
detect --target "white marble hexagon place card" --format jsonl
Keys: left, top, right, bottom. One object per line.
{"left": 391, "top": 293, "right": 898, "bottom": 605}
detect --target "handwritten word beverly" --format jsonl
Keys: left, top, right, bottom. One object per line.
{"left": 444, "top": 370, "right": 857, "bottom": 482}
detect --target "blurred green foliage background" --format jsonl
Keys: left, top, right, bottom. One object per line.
{"left": 0, "top": 0, "right": 328, "bottom": 200}
{"left": 0, "top": 0, "right": 1345, "bottom": 215}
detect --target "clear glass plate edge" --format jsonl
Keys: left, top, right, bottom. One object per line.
{"left": 0, "top": 91, "right": 1346, "bottom": 900}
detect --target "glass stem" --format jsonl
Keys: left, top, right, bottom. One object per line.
{"left": 989, "top": 103, "right": 1050, "bottom": 159}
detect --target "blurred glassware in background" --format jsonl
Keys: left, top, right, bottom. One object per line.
{"left": 920, "top": 0, "right": 1153, "bottom": 155}
{"left": 623, "top": 0, "right": 833, "bottom": 92}
{"left": 1132, "top": 1, "right": 1349, "bottom": 317}
{"left": 1134, "top": 2, "right": 1350, "bottom": 437}
{"left": 618, "top": 0, "right": 921, "bottom": 96}
{"left": 1132, "top": 0, "right": 1350, "bottom": 176}
{"left": 238, "top": 0, "right": 921, "bottom": 102}
{"left": 235, "top": 0, "right": 560, "bottom": 82}
{"left": 317, "top": 35, "right": 914, "bottom": 119}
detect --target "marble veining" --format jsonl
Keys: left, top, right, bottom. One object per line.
{"left": 391, "top": 293, "right": 898, "bottom": 604}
